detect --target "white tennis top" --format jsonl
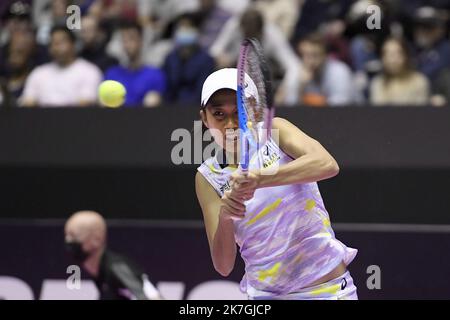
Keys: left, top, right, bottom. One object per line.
{"left": 198, "top": 136, "right": 357, "bottom": 298}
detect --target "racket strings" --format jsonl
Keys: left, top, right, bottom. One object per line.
{"left": 244, "top": 48, "right": 268, "bottom": 125}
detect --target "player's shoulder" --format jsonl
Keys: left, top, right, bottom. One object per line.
{"left": 197, "top": 156, "right": 215, "bottom": 176}
{"left": 195, "top": 168, "right": 223, "bottom": 203}
{"left": 272, "top": 117, "right": 286, "bottom": 125}
{"left": 195, "top": 170, "right": 207, "bottom": 186}
{"left": 196, "top": 156, "right": 222, "bottom": 189}
{"left": 195, "top": 169, "right": 214, "bottom": 199}
{"left": 272, "top": 117, "right": 298, "bottom": 130}
{"left": 198, "top": 155, "right": 216, "bottom": 167}
{"left": 271, "top": 116, "right": 309, "bottom": 148}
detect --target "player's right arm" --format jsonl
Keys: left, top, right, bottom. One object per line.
{"left": 195, "top": 172, "right": 245, "bottom": 277}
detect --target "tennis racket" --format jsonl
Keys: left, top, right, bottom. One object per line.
{"left": 236, "top": 38, "right": 275, "bottom": 173}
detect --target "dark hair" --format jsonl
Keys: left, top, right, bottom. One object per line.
{"left": 240, "top": 8, "right": 264, "bottom": 37}
{"left": 118, "top": 20, "right": 143, "bottom": 36}
{"left": 175, "top": 12, "right": 202, "bottom": 29}
{"left": 50, "top": 25, "right": 76, "bottom": 43}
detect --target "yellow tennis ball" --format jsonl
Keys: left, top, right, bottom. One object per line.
{"left": 98, "top": 80, "right": 126, "bottom": 108}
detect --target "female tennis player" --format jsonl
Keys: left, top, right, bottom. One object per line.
{"left": 195, "top": 68, "right": 358, "bottom": 300}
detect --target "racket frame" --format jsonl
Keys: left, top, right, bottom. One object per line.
{"left": 237, "top": 38, "right": 275, "bottom": 172}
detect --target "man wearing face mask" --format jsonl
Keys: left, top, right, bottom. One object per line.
{"left": 64, "top": 211, "right": 163, "bottom": 300}
{"left": 163, "top": 13, "right": 215, "bottom": 105}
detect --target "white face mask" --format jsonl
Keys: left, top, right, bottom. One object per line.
{"left": 174, "top": 28, "right": 199, "bottom": 46}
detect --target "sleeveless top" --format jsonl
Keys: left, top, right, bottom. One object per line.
{"left": 197, "top": 137, "right": 357, "bottom": 298}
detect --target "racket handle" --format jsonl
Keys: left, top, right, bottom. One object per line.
{"left": 240, "top": 132, "right": 249, "bottom": 174}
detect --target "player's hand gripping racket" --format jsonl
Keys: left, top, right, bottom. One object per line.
{"left": 237, "top": 38, "right": 275, "bottom": 174}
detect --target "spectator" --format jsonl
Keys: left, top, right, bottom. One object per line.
{"left": 20, "top": 26, "right": 102, "bottom": 107}
{"left": 0, "top": 2, "right": 49, "bottom": 106}
{"left": 104, "top": 21, "right": 166, "bottom": 107}
{"left": 34, "top": 0, "right": 71, "bottom": 45}
{"left": 430, "top": 67, "right": 450, "bottom": 107}
{"left": 163, "top": 14, "right": 216, "bottom": 105}
{"left": 107, "top": 1, "right": 205, "bottom": 68}
{"left": 89, "top": 0, "right": 138, "bottom": 23}
{"left": 216, "top": 0, "right": 249, "bottom": 15}
{"left": 197, "top": 0, "right": 232, "bottom": 50}
{"left": 75, "top": 0, "right": 98, "bottom": 15}
{"left": 79, "top": 15, "right": 118, "bottom": 72}
{"left": 1, "top": 3, "right": 48, "bottom": 67}
{"left": 413, "top": 7, "right": 450, "bottom": 85}
{"left": 209, "top": 7, "right": 301, "bottom": 106}
{"left": 0, "top": 0, "right": 27, "bottom": 19}
{"left": 126, "top": 0, "right": 200, "bottom": 68}
{"left": 0, "top": 28, "right": 38, "bottom": 104}
{"left": 292, "top": 33, "right": 359, "bottom": 107}
{"left": 346, "top": 0, "right": 390, "bottom": 98}
{"left": 0, "top": 0, "right": 33, "bottom": 47}
{"left": 64, "top": 211, "right": 163, "bottom": 300}
{"left": 291, "top": 0, "right": 353, "bottom": 42}
{"left": 254, "top": 0, "right": 303, "bottom": 40}
{"left": 395, "top": 1, "right": 450, "bottom": 41}
{"left": 32, "top": 0, "right": 96, "bottom": 25}
{"left": 136, "top": 0, "right": 199, "bottom": 32}
{"left": 370, "top": 37, "right": 430, "bottom": 106}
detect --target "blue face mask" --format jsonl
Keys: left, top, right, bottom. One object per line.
{"left": 175, "top": 28, "right": 199, "bottom": 47}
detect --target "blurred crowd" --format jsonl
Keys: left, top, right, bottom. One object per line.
{"left": 0, "top": 0, "right": 449, "bottom": 108}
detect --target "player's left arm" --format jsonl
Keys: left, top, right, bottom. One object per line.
{"left": 231, "top": 117, "right": 339, "bottom": 192}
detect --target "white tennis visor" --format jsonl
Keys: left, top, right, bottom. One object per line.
{"left": 201, "top": 68, "right": 258, "bottom": 107}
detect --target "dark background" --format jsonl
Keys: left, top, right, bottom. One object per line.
{"left": 1, "top": 107, "right": 449, "bottom": 299}
{"left": 0, "top": 107, "right": 449, "bottom": 223}
{"left": 1, "top": 221, "right": 449, "bottom": 300}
